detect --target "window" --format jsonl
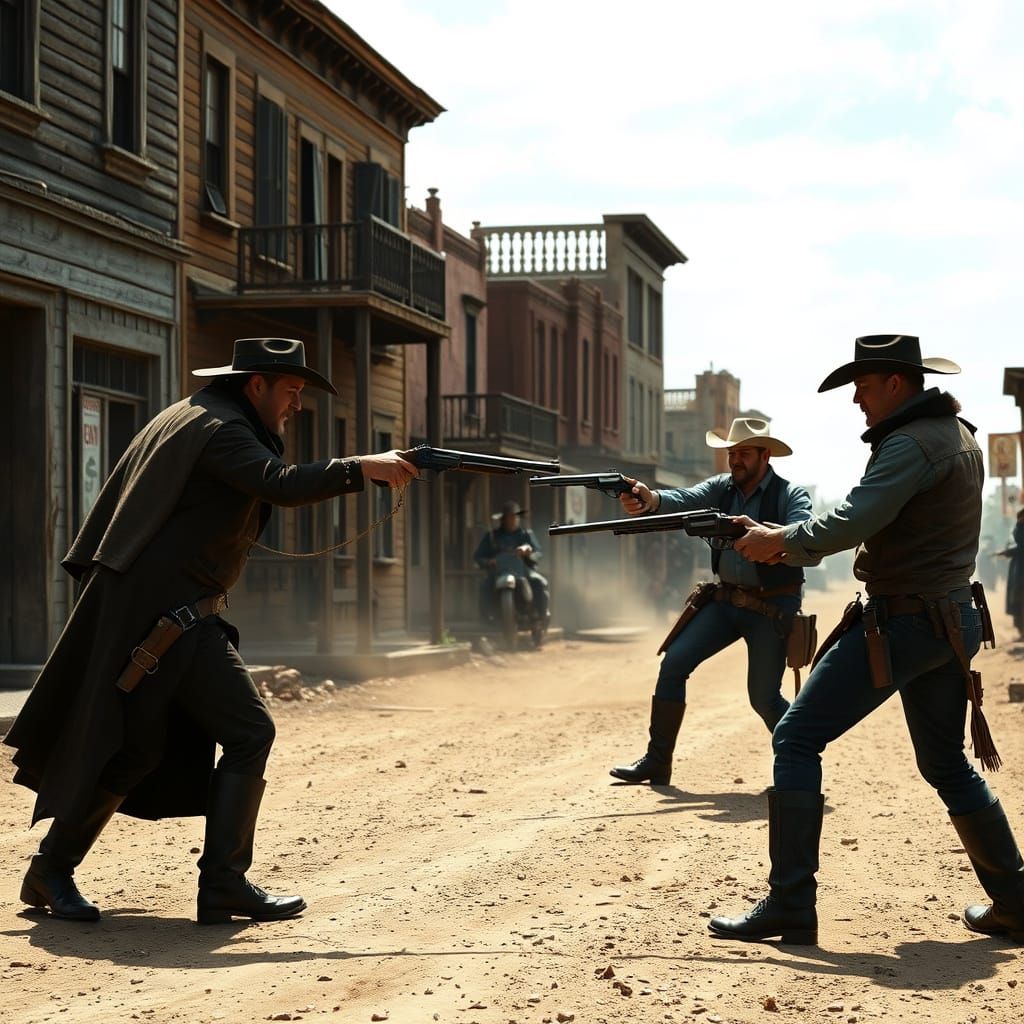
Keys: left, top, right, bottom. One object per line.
{"left": 0, "top": 0, "right": 25, "bottom": 98}
{"left": 108, "top": 0, "right": 145, "bottom": 153}
{"left": 72, "top": 344, "right": 150, "bottom": 530}
{"left": 638, "top": 386, "right": 645, "bottom": 453}
{"left": 611, "top": 355, "right": 619, "bottom": 429}
{"left": 256, "top": 93, "right": 287, "bottom": 259}
{"left": 627, "top": 268, "right": 644, "bottom": 347}
{"left": 354, "top": 161, "right": 401, "bottom": 227}
{"left": 203, "top": 56, "right": 229, "bottom": 215}
{"left": 465, "top": 311, "right": 478, "bottom": 394}
{"left": 647, "top": 285, "right": 663, "bottom": 359}
{"left": 549, "top": 325, "right": 558, "bottom": 413}
{"left": 582, "top": 339, "right": 590, "bottom": 423}
{"left": 373, "top": 427, "right": 395, "bottom": 559}
{"left": 536, "top": 321, "right": 546, "bottom": 407}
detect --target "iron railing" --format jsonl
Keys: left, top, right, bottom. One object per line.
{"left": 237, "top": 217, "right": 445, "bottom": 320}
{"left": 442, "top": 393, "right": 559, "bottom": 455}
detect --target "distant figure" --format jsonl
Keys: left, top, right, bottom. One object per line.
{"left": 1002, "top": 509, "right": 1024, "bottom": 637}
{"left": 473, "top": 500, "right": 550, "bottom": 624}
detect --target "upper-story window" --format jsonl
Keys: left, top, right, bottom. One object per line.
{"left": 647, "top": 285, "right": 663, "bottom": 360}
{"left": 627, "top": 268, "right": 644, "bottom": 348}
{"left": 0, "top": 0, "right": 42, "bottom": 128}
{"left": 108, "top": 0, "right": 146, "bottom": 153}
{"left": 203, "top": 57, "right": 229, "bottom": 215}
{"left": 354, "top": 161, "right": 401, "bottom": 228}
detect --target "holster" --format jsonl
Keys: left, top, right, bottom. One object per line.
{"left": 862, "top": 603, "right": 894, "bottom": 689}
{"left": 116, "top": 593, "right": 228, "bottom": 693}
{"left": 786, "top": 612, "right": 818, "bottom": 694}
{"left": 810, "top": 592, "right": 863, "bottom": 671}
{"left": 657, "top": 581, "right": 717, "bottom": 655}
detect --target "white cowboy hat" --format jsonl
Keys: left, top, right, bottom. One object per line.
{"left": 705, "top": 417, "right": 792, "bottom": 457}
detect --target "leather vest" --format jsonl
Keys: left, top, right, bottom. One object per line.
{"left": 712, "top": 472, "right": 805, "bottom": 588}
{"left": 854, "top": 412, "right": 982, "bottom": 596}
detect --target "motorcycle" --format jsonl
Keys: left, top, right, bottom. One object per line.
{"left": 487, "top": 550, "right": 547, "bottom": 651}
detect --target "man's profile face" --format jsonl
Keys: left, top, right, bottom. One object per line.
{"left": 728, "top": 446, "right": 768, "bottom": 488}
{"left": 247, "top": 374, "right": 305, "bottom": 434}
{"left": 852, "top": 373, "right": 902, "bottom": 428}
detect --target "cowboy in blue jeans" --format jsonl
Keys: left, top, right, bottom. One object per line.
{"left": 709, "top": 334, "right": 1024, "bottom": 946}
{"left": 609, "top": 418, "right": 812, "bottom": 786}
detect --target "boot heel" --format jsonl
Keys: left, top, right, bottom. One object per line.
{"left": 649, "top": 772, "right": 671, "bottom": 785}
{"left": 779, "top": 928, "right": 818, "bottom": 945}
{"left": 197, "top": 907, "right": 234, "bottom": 925}
{"left": 20, "top": 880, "right": 46, "bottom": 909}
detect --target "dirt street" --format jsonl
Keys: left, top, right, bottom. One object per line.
{"left": 2, "top": 586, "right": 1022, "bottom": 1024}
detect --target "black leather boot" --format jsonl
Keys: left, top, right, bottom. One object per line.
{"left": 20, "top": 788, "right": 124, "bottom": 922}
{"left": 708, "top": 789, "right": 823, "bottom": 945}
{"left": 196, "top": 770, "right": 306, "bottom": 925}
{"left": 609, "top": 697, "right": 685, "bottom": 785}
{"left": 950, "top": 799, "right": 1024, "bottom": 942}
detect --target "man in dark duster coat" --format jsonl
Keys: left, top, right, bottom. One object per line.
{"left": 4, "top": 338, "right": 416, "bottom": 925}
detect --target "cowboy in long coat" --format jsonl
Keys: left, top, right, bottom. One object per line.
{"left": 4, "top": 338, "right": 416, "bottom": 924}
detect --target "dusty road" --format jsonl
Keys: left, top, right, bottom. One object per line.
{"left": 2, "top": 586, "right": 1022, "bottom": 1024}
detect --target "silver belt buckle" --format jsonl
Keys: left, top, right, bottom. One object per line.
{"left": 130, "top": 646, "right": 160, "bottom": 674}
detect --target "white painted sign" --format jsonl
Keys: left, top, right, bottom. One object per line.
{"left": 81, "top": 395, "right": 102, "bottom": 519}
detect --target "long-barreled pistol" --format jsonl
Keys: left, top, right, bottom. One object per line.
{"left": 402, "top": 445, "right": 560, "bottom": 477}
{"left": 547, "top": 509, "right": 747, "bottom": 549}
{"left": 529, "top": 472, "right": 635, "bottom": 499}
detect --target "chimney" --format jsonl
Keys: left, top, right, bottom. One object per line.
{"left": 426, "top": 188, "right": 443, "bottom": 252}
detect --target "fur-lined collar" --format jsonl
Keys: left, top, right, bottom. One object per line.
{"left": 862, "top": 388, "right": 976, "bottom": 451}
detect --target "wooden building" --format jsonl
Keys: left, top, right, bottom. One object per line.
{"left": 0, "top": 0, "right": 185, "bottom": 685}
{"left": 180, "top": 0, "right": 448, "bottom": 652}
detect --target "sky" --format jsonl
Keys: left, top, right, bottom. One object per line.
{"left": 331, "top": 0, "right": 1023, "bottom": 504}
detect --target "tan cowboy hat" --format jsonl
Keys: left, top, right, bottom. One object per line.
{"left": 705, "top": 417, "right": 792, "bottom": 457}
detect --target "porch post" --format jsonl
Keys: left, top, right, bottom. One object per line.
{"left": 355, "top": 310, "right": 374, "bottom": 653}
{"left": 316, "top": 307, "right": 334, "bottom": 654}
{"left": 427, "top": 336, "right": 444, "bottom": 645}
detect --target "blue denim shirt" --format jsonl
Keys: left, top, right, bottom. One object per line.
{"left": 655, "top": 467, "right": 813, "bottom": 585}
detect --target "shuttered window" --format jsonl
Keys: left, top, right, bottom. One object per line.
{"left": 109, "top": 0, "right": 141, "bottom": 151}
{"left": 0, "top": 0, "right": 25, "bottom": 98}
{"left": 203, "top": 57, "right": 229, "bottom": 215}
{"left": 354, "top": 161, "right": 401, "bottom": 227}
{"left": 256, "top": 95, "right": 287, "bottom": 227}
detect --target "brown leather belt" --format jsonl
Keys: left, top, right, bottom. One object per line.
{"left": 116, "top": 593, "right": 228, "bottom": 694}
{"left": 875, "top": 586, "right": 973, "bottom": 617}
{"left": 715, "top": 581, "right": 801, "bottom": 612}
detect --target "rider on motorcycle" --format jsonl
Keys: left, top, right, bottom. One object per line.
{"left": 473, "top": 500, "right": 550, "bottom": 624}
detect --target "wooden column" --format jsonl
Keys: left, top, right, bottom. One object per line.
{"left": 355, "top": 310, "right": 373, "bottom": 653}
{"left": 427, "top": 337, "right": 444, "bottom": 644}
{"left": 316, "top": 307, "right": 334, "bottom": 654}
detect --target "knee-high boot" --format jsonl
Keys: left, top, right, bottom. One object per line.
{"left": 950, "top": 799, "right": 1024, "bottom": 942}
{"left": 609, "top": 697, "right": 686, "bottom": 785}
{"left": 20, "top": 788, "right": 124, "bottom": 922}
{"left": 707, "top": 789, "right": 823, "bottom": 945}
{"left": 196, "top": 769, "right": 306, "bottom": 925}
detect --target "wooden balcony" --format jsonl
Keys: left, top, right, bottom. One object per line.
{"left": 237, "top": 216, "right": 445, "bottom": 320}
{"left": 442, "top": 393, "right": 559, "bottom": 457}
{"left": 473, "top": 223, "right": 606, "bottom": 278}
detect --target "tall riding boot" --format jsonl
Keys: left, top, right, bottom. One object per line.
{"left": 708, "top": 789, "right": 823, "bottom": 945}
{"left": 610, "top": 697, "right": 686, "bottom": 785}
{"left": 21, "top": 788, "right": 124, "bottom": 922}
{"left": 950, "top": 799, "right": 1024, "bottom": 942}
{"left": 196, "top": 770, "right": 306, "bottom": 925}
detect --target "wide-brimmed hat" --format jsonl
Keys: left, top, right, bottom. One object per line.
{"left": 494, "top": 500, "right": 527, "bottom": 517}
{"left": 192, "top": 338, "right": 337, "bottom": 395}
{"left": 706, "top": 417, "right": 792, "bottom": 457}
{"left": 817, "top": 335, "right": 960, "bottom": 393}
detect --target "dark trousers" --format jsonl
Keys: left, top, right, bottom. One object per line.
{"left": 772, "top": 599, "right": 993, "bottom": 816}
{"left": 655, "top": 595, "right": 799, "bottom": 731}
{"left": 478, "top": 571, "right": 550, "bottom": 620}
{"left": 101, "top": 619, "right": 276, "bottom": 794}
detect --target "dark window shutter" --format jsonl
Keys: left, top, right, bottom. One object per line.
{"left": 354, "top": 162, "right": 383, "bottom": 221}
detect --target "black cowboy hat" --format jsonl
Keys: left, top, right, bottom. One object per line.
{"left": 192, "top": 338, "right": 337, "bottom": 395}
{"left": 818, "top": 334, "right": 960, "bottom": 393}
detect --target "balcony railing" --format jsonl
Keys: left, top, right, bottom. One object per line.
{"left": 442, "top": 393, "right": 559, "bottom": 455}
{"left": 237, "top": 217, "right": 445, "bottom": 320}
{"left": 664, "top": 388, "right": 697, "bottom": 410}
{"left": 473, "top": 224, "right": 606, "bottom": 278}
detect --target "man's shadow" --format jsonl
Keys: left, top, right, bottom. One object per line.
{"left": 622, "top": 936, "right": 1018, "bottom": 992}
{"left": 583, "top": 786, "right": 834, "bottom": 825}
{"left": 2, "top": 910, "right": 513, "bottom": 970}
